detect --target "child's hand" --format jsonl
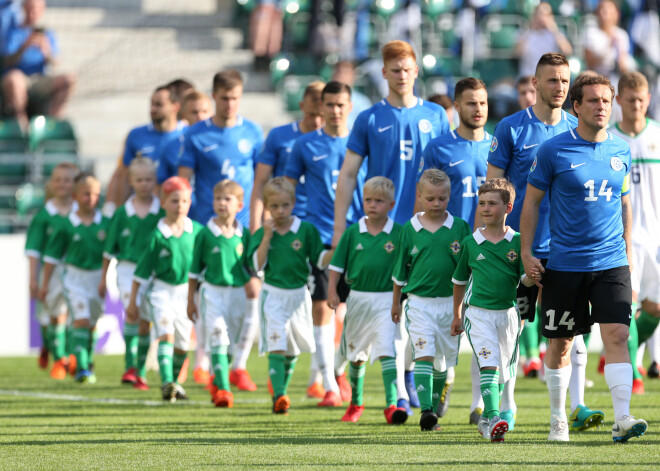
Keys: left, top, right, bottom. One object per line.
{"left": 263, "top": 218, "right": 274, "bottom": 240}
{"left": 187, "top": 302, "right": 198, "bottom": 322}
{"left": 98, "top": 279, "right": 107, "bottom": 298}
{"left": 126, "top": 303, "right": 139, "bottom": 322}
{"left": 391, "top": 303, "right": 401, "bottom": 324}
{"left": 451, "top": 317, "right": 464, "bottom": 336}
{"left": 38, "top": 286, "right": 48, "bottom": 303}
{"left": 327, "top": 290, "right": 340, "bottom": 310}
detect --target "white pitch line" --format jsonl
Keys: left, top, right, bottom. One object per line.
{"left": 0, "top": 389, "right": 270, "bottom": 406}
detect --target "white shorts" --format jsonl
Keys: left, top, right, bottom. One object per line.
{"left": 464, "top": 305, "right": 521, "bottom": 384}
{"left": 199, "top": 283, "right": 246, "bottom": 352}
{"left": 62, "top": 265, "right": 104, "bottom": 325}
{"left": 405, "top": 294, "right": 460, "bottom": 371}
{"left": 631, "top": 240, "right": 660, "bottom": 304}
{"left": 145, "top": 279, "right": 192, "bottom": 351}
{"left": 259, "top": 283, "right": 314, "bottom": 356}
{"left": 37, "top": 264, "right": 67, "bottom": 324}
{"left": 116, "top": 261, "right": 149, "bottom": 321}
{"left": 340, "top": 290, "right": 396, "bottom": 364}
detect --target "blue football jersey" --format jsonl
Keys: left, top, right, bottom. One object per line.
{"left": 284, "top": 128, "right": 364, "bottom": 245}
{"left": 421, "top": 129, "right": 491, "bottom": 227}
{"left": 488, "top": 107, "right": 577, "bottom": 258}
{"left": 347, "top": 98, "right": 450, "bottom": 224}
{"left": 156, "top": 132, "right": 185, "bottom": 184}
{"left": 179, "top": 117, "right": 264, "bottom": 226}
{"left": 528, "top": 129, "right": 631, "bottom": 272}
{"left": 122, "top": 122, "right": 186, "bottom": 168}
{"left": 258, "top": 121, "right": 307, "bottom": 218}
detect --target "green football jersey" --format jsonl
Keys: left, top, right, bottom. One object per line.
{"left": 43, "top": 210, "right": 110, "bottom": 270}
{"left": 134, "top": 218, "right": 202, "bottom": 285}
{"left": 392, "top": 213, "right": 471, "bottom": 297}
{"left": 452, "top": 227, "right": 525, "bottom": 310}
{"left": 329, "top": 217, "right": 402, "bottom": 292}
{"left": 248, "top": 216, "right": 326, "bottom": 289}
{"left": 104, "top": 196, "right": 163, "bottom": 263}
{"left": 190, "top": 218, "right": 250, "bottom": 287}
{"left": 25, "top": 200, "right": 73, "bottom": 261}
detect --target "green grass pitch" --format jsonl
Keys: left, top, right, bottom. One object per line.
{"left": 1, "top": 353, "right": 659, "bottom": 470}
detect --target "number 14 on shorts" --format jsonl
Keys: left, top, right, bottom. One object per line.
{"left": 545, "top": 309, "right": 575, "bottom": 331}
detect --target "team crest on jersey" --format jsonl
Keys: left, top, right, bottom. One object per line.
{"left": 76, "top": 302, "right": 85, "bottom": 312}
{"left": 121, "top": 228, "right": 131, "bottom": 237}
{"left": 348, "top": 342, "right": 356, "bottom": 352}
{"left": 384, "top": 241, "right": 395, "bottom": 253}
{"left": 236, "top": 243, "right": 244, "bottom": 256}
{"left": 47, "top": 227, "right": 53, "bottom": 235}
{"left": 415, "top": 338, "right": 427, "bottom": 350}
{"left": 478, "top": 347, "right": 491, "bottom": 359}
{"left": 450, "top": 240, "right": 461, "bottom": 255}
{"left": 530, "top": 156, "right": 537, "bottom": 173}
{"left": 418, "top": 119, "right": 432, "bottom": 133}
{"left": 237, "top": 139, "right": 252, "bottom": 154}
{"left": 610, "top": 157, "right": 624, "bottom": 171}
{"left": 507, "top": 249, "right": 518, "bottom": 262}
{"left": 291, "top": 239, "right": 302, "bottom": 251}
{"left": 269, "top": 332, "right": 281, "bottom": 342}
{"left": 490, "top": 137, "right": 498, "bottom": 153}
{"left": 97, "top": 230, "right": 106, "bottom": 242}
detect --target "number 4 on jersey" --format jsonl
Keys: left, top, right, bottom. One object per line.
{"left": 545, "top": 309, "right": 575, "bottom": 331}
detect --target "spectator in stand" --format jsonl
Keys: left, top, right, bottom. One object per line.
{"left": 0, "top": 0, "right": 20, "bottom": 53}
{"left": 249, "top": 0, "right": 283, "bottom": 71}
{"left": 1, "top": 0, "right": 75, "bottom": 130}
{"left": 515, "top": 2, "right": 573, "bottom": 78}
{"left": 584, "top": 0, "right": 634, "bottom": 83}
{"left": 331, "top": 61, "right": 371, "bottom": 127}
{"left": 428, "top": 94, "right": 457, "bottom": 130}
{"left": 516, "top": 76, "right": 536, "bottom": 110}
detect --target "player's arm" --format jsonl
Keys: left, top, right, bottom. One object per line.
{"left": 391, "top": 229, "right": 410, "bottom": 324}
{"left": 622, "top": 191, "right": 633, "bottom": 272}
{"left": 25, "top": 213, "right": 46, "bottom": 299}
{"left": 451, "top": 239, "right": 470, "bottom": 335}
{"left": 255, "top": 221, "right": 273, "bottom": 270}
{"left": 187, "top": 232, "right": 206, "bottom": 321}
{"left": 327, "top": 270, "right": 341, "bottom": 310}
{"left": 391, "top": 283, "right": 403, "bottom": 324}
{"left": 520, "top": 183, "right": 546, "bottom": 287}
{"left": 39, "top": 226, "right": 67, "bottom": 301}
{"left": 249, "top": 163, "right": 274, "bottom": 234}
{"left": 333, "top": 149, "right": 364, "bottom": 247}
{"left": 451, "top": 283, "right": 466, "bottom": 336}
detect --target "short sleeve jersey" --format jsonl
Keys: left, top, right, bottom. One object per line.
{"left": 156, "top": 133, "right": 185, "bottom": 184}
{"left": 347, "top": 98, "right": 450, "bottom": 224}
{"left": 392, "top": 212, "right": 470, "bottom": 297}
{"left": 43, "top": 211, "right": 110, "bottom": 270}
{"left": 122, "top": 122, "right": 186, "bottom": 168}
{"left": 329, "top": 216, "right": 402, "bottom": 292}
{"left": 25, "top": 200, "right": 72, "bottom": 261}
{"left": 284, "top": 128, "right": 364, "bottom": 245}
{"left": 179, "top": 117, "right": 264, "bottom": 226}
{"left": 421, "top": 130, "right": 491, "bottom": 226}
{"left": 257, "top": 121, "right": 308, "bottom": 217}
{"left": 610, "top": 119, "right": 660, "bottom": 243}
{"left": 452, "top": 228, "right": 525, "bottom": 310}
{"left": 103, "top": 196, "right": 163, "bottom": 263}
{"left": 248, "top": 216, "right": 326, "bottom": 289}
{"left": 527, "top": 129, "right": 631, "bottom": 272}
{"left": 2, "top": 26, "right": 58, "bottom": 75}
{"left": 189, "top": 218, "right": 250, "bottom": 287}
{"left": 488, "top": 108, "right": 577, "bottom": 258}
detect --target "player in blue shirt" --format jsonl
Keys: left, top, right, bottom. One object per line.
{"left": 421, "top": 77, "right": 490, "bottom": 226}
{"left": 178, "top": 70, "right": 264, "bottom": 393}
{"left": 284, "top": 81, "right": 364, "bottom": 407}
{"left": 249, "top": 81, "right": 325, "bottom": 232}
{"left": 105, "top": 84, "right": 184, "bottom": 215}
{"left": 333, "top": 40, "right": 450, "bottom": 243}
{"left": 522, "top": 73, "right": 647, "bottom": 444}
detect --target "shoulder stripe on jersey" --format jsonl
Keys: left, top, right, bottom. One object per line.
{"left": 237, "top": 116, "right": 244, "bottom": 126}
{"left": 316, "top": 129, "right": 322, "bottom": 136}
{"left": 569, "top": 128, "right": 577, "bottom": 139}
{"left": 379, "top": 99, "right": 386, "bottom": 106}
{"left": 292, "top": 121, "right": 299, "bottom": 132}
{"left": 418, "top": 98, "right": 423, "bottom": 105}
{"left": 562, "top": 110, "right": 566, "bottom": 121}
{"left": 526, "top": 108, "right": 533, "bottom": 119}
{"left": 450, "top": 130, "right": 457, "bottom": 139}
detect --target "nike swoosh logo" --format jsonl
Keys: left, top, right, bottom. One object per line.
{"left": 313, "top": 154, "right": 328, "bottom": 161}
{"left": 523, "top": 144, "right": 539, "bottom": 150}
{"left": 203, "top": 144, "right": 218, "bottom": 152}
{"left": 571, "top": 163, "right": 586, "bottom": 169}
{"left": 378, "top": 125, "right": 393, "bottom": 133}
{"left": 449, "top": 160, "right": 464, "bottom": 167}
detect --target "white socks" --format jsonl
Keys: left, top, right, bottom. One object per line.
{"left": 604, "top": 363, "right": 633, "bottom": 421}
{"left": 568, "top": 336, "right": 587, "bottom": 411}
{"left": 500, "top": 375, "right": 517, "bottom": 413}
{"left": 232, "top": 298, "right": 259, "bottom": 370}
{"left": 546, "top": 364, "right": 572, "bottom": 422}
{"left": 314, "top": 323, "right": 339, "bottom": 393}
{"left": 446, "top": 365, "right": 455, "bottom": 384}
{"left": 649, "top": 328, "right": 660, "bottom": 363}
{"left": 308, "top": 353, "right": 321, "bottom": 386}
{"left": 470, "top": 355, "right": 484, "bottom": 411}
{"left": 194, "top": 315, "right": 209, "bottom": 370}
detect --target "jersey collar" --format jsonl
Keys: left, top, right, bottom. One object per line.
{"left": 157, "top": 217, "right": 193, "bottom": 239}
{"left": 569, "top": 128, "right": 613, "bottom": 142}
{"left": 69, "top": 209, "right": 102, "bottom": 227}
{"left": 289, "top": 216, "right": 302, "bottom": 234}
{"left": 125, "top": 195, "right": 161, "bottom": 217}
{"left": 473, "top": 226, "right": 515, "bottom": 245}
{"left": 411, "top": 212, "right": 454, "bottom": 232}
{"left": 207, "top": 218, "right": 244, "bottom": 238}
{"left": 358, "top": 216, "right": 394, "bottom": 234}
{"left": 46, "top": 199, "right": 78, "bottom": 217}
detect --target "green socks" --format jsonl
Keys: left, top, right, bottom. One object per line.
{"left": 349, "top": 363, "right": 366, "bottom": 406}
{"left": 628, "top": 303, "right": 642, "bottom": 380}
{"left": 380, "top": 357, "right": 398, "bottom": 407}
{"left": 158, "top": 341, "right": 174, "bottom": 384}
{"left": 414, "top": 360, "right": 434, "bottom": 411}
{"left": 41, "top": 325, "right": 50, "bottom": 353}
{"left": 72, "top": 328, "right": 91, "bottom": 371}
{"left": 88, "top": 329, "right": 99, "bottom": 367}
{"left": 480, "top": 369, "right": 500, "bottom": 419}
{"left": 269, "top": 353, "right": 287, "bottom": 396}
{"left": 432, "top": 369, "right": 447, "bottom": 411}
{"left": 123, "top": 323, "right": 139, "bottom": 370}
{"left": 521, "top": 317, "right": 540, "bottom": 358}
{"left": 52, "top": 324, "right": 66, "bottom": 361}
{"left": 212, "top": 345, "right": 230, "bottom": 390}
{"left": 636, "top": 310, "right": 660, "bottom": 346}
{"left": 283, "top": 356, "right": 298, "bottom": 391}
{"left": 66, "top": 326, "right": 74, "bottom": 356}
{"left": 136, "top": 334, "right": 150, "bottom": 379}
{"left": 173, "top": 351, "right": 187, "bottom": 382}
